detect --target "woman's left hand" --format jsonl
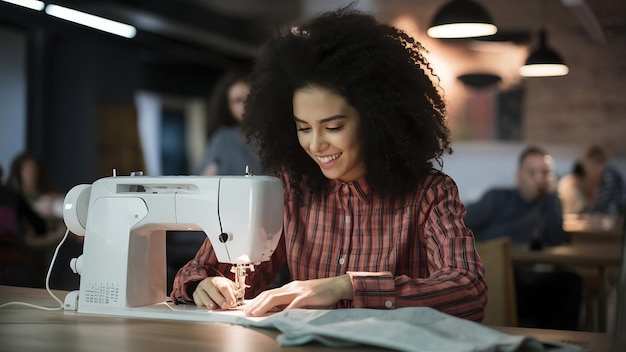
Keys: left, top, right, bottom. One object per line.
{"left": 244, "top": 274, "right": 354, "bottom": 317}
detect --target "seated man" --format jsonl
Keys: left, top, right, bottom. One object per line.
{"left": 464, "top": 146, "right": 582, "bottom": 330}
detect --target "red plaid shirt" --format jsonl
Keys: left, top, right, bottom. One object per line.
{"left": 171, "top": 171, "right": 487, "bottom": 321}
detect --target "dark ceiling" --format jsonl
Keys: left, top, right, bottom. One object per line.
{"left": 0, "top": 0, "right": 302, "bottom": 69}
{"left": 1, "top": 0, "right": 622, "bottom": 70}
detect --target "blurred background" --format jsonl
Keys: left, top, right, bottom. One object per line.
{"left": 1, "top": 0, "right": 625, "bottom": 202}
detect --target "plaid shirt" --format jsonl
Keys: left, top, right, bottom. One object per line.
{"left": 171, "top": 171, "right": 487, "bottom": 321}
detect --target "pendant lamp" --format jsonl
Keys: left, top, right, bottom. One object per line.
{"left": 519, "top": 29, "right": 569, "bottom": 77}
{"left": 427, "top": 0, "right": 497, "bottom": 38}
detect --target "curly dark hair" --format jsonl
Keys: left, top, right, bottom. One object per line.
{"left": 205, "top": 66, "right": 252, "bottom": 139}
{"left": 242, "top": 7, "right": 451, "bottom": 204}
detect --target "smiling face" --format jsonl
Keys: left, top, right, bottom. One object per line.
{"left": 293, "top": 86, "right": 366, "bottom": 182}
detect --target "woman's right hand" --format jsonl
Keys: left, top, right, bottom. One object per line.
{"left": 193, "top": 276, "right": 239, "bottom": 310}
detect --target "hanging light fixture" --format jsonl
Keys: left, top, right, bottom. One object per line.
{"left": 519, "top": 29, "right": 569, "bottom": 77}
{"left": 427, "top": 0, "right": 497, "bottom": 38}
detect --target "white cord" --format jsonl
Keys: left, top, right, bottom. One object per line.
{"left": 0, "top": 228, "right": 71, "bottom": 311}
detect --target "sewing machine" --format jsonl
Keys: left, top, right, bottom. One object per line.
{"left": 62, "top": 173, "right": 283, "bottom": 322}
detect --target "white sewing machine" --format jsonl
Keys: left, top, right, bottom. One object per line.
{"left": 62, "top": 172, "right": 283, "bottom": 322}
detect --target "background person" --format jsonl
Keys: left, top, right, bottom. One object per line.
{"left": 464, "top": 146, "right": 563, "bottom": 246}
{"left": 6, "top": 152, "right": 78, "bottom": 289}
{"left": 171, "top": 8, "right": 487, "bottom": 321}
{"left": 557, "top": 160, "right": 588, "bottom": 215}
{"left": 197, "top": 67, "right": 262, "bottom": 176}
{"left": 465, "top": 146, "right": 582, "bottom": 330}
{"left": 580, "top": 144, "right": 625, "bottom": 217}
{"left": 169, "top": 68, "right": 265, "bottom": 293}
{"left": 0, "top": 165, "right": 47, "bottom": 286}
{"left": 6, "top": 152, "right": 63, "bottom": 221}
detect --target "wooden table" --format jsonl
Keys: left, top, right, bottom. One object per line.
{"left": 497, "top": 326, "right": 611, "bottom": 352}
{"left": 0, "top": 286, "right": 612, "bottom": 352}
{"left": 563, "top": 215, "right": 623, "bottom": 244}
{"left": 511, "top": 243, "right": 622, "bottom": 332}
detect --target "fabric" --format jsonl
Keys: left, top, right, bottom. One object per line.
{"left": 236, "top": 308, "right": 582, "bottom": 352}
{"left": 198, "top": 125, "right": 263, "bottom": 176}
{"left": 464, "top": 189, "right": 564, "bottom": 246}
{"left": 592, "top": 165, "right": 625, "bottom": 216}
{"left": 171, "top": 171, "right": 487, "bottom": 321}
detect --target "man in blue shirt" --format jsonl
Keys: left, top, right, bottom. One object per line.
{"left": 465, "top": 146, "right": 582, "bottom": 330}
{"left": 465, "top": 146, "right": 564, "bottom": 246}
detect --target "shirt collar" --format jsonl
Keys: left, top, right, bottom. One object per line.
{"left": 327, "top": 177, "right": 372, "bottom": 205}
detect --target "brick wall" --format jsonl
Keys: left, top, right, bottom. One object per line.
{"left": 377, "top": 0, "right": 626, "bottom": 157}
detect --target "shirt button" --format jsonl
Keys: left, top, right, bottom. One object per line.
{"left": 339, "top": 257, "right": 345, "bottom": 265}
{"left": 384, "top": 300, "right": 393, "bottom": 309}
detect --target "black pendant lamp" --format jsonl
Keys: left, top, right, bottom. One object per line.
{"left": 519, "top": 29, "right": 569, "bottom": 77}
{"left": 457, "top": 73, "right": 502, "bottom": 89}
{"left": 427, "top": 0, "right": 497, "bottom": 38}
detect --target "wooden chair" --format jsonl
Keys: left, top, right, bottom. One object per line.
{"left": 475, "top": 236, "right": 518, "bottom": 326}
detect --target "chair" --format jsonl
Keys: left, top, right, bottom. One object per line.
{"left": 475, "top": 236, "right": 518, "bottom": 326}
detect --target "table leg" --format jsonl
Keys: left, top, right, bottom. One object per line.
{"left": 597, "top": 266, "right": 607, "bottom": 333}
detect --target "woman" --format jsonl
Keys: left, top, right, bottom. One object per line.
{"left": 7, "top": 152, "right": 61, "bottom": 215}
{"left": 580, "top": 145, "right": 625, "bottom": 216}
{"left": 6, "top": 152, "right": 70, "bottom": 288}
{"left": 0, "top": 165, "right": 47, "bottom": 286}
{"left": 557, "top": 160, "right": 587, "bottom": 215}
{"left": 171, "top": 8, "right": 487, "bottom": 321}
{"left": 198, "top": 67, "right": 263, "bottom": 176}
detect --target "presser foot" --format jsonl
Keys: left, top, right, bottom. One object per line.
{"left": 231, "top": 263, "right": 254, "bottom": 309}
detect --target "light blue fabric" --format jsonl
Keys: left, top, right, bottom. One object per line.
{"left": 236, "top": 307, "right": 582, "bottom": 352}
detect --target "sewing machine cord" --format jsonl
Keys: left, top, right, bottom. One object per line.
{"left": 0, "top": 228, "right": 70, "bottom": 311}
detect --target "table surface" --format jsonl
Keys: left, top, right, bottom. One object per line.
{"left": 0, "top": 285, "right": 613, "bottom": 352}
{"left": 511, "top": 243, "right": 622, "bottom": 267}
{"left": 563, "top": 214, "right": 623, "bottom": 232}
{"left": 563, "top": 215, "right": 624, "bottom": 244}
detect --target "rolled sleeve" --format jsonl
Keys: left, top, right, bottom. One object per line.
{"left": 347, "top": 271, "right": 396, "bottom": 309}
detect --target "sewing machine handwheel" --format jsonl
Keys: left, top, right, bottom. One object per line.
{"left": 63, "top": 184, "right": 92, "bottom": 236}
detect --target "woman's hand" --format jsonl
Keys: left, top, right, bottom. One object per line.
{"left": 193, "top": 276, "right": 239, "bottom": 310}
{"left": 244, "top": 275, "right": 354, "bottom": 317}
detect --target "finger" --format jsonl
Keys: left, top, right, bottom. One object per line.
{"left": 194, "top": 277, "right": 230, "bottom": 309}
{"left": 245, "top": 290, "right": 294, "bottom": 316}
{"left": 243, "top": 288, "right": 277, "bottom": 313}
{"left": 283, "top": 295, "right": 307, "bottom": 311}
{"left": 243, "top": 291, "right": 266, "bottom": 314}
{"left": 210, "top": 278, "right": 238, "bottom": 309}
{"left": 192, "top": 288, "right": 216, "bottom": 310}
